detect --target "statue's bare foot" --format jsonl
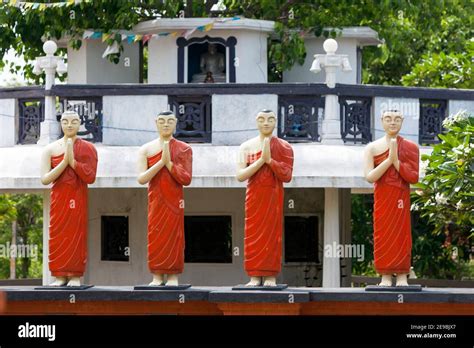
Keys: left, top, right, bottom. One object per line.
{"left": 166, "top": 274, "right": 179, "bottom": 286}
{"left": 67, "top": 277, "right": 81, "bottom": 287}
{"left": 263, "top": 276, "right": 277, "bottom": 287}
{"left": 378, "top": 274, "right": 392, "bottom": 287}
{"left": 50, "top": 277, "right": 68, "bottom": 287}
{"left": 396, "top": 274, "right": 408, "bottom": 287}
{"left": 245, "top": 276, "right": 261, "bottom": 287}
{"left": 149, "top": 274, "right": 165, "bottom": 286}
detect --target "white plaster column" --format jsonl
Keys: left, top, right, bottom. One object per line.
{"left": 0, "top": 98, "right": 17, "bottom": 147}
{"left": 34, "top": 41, "right": 67, "bottom": 145}
{"left": 321, "top": 94, "right": 343, "bottom": 145}
{"left": 322, "top": 187, "right": 340, "bottom": 287}
{"left": 310, "top": 39, "right": 352, "bottom": 145}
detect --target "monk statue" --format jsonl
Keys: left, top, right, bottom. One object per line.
{"left": 363, "top": 110, "right": 419, "bottom": 287}
{"left": 137, "top": 111, "right": 193, "bottom": 286}
{"left": 40, "top": 110, "right": 98, "bottom": 287}
{"left": 236, "top": 109, "right": 294, "bottom": 287}
{"left": 191, "top": 43, "right": 226, "bottom": 83}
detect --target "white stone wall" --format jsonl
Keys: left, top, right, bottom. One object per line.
{"left": 83, "top": 187, "right": 350, "bottom": 287}
{"left": 86, "top": 188, "right": 148, "bottom": 286}
{"left": 4, "top": 94, "right": 468, "bottom": 150}
{"left": 84, "top": 188, "right": 247, "bottom": 286}
{"left": 283, "top": 38, "right": 358, "bottom": 84}
{"left": 102, "top": 95, "right": 168, "bottom": 146}
{"left": 212, "top": 94, "right": 278, "bottom": 145}
{"left": 449, "top": 100, "right": 474, "bottom": 116}
{"left": 373, "top": 97, "right": 420, "bottom": 143}
{"left": 233, "top": 30, "right": 268, "bottom": 83}
{"left": 67, "top": 41, "right": 88, "bottom": 84}
{"left": 0, "top": 98, "right": 16, "bottom": 147}
{"left": 147, "top": 29, "right": 268, "bottom": 84}
{"left": 147, "top": 35, "right": 178, "bottom": 84}
{"left": 1, "top": 143, "right": 436, "bottom": 190}
{"left": 67, "top": 40, "right": 140, "bottom": 84}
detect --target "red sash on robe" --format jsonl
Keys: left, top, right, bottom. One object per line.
{"left": 244, "top": 136, "right": 294, "bottom": 277}
{"left": 373, "top": 136, "right": 419, "bottom": 274}
{"left": 49, "top": 138, "right": 98, "bottom": 277}
{"left": 147, "top": 138, "right": 192, "bottom": 274}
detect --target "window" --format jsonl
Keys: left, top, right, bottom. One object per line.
{"left": 184, "top": 216, "right": 232, "bottom": 263}
{"left": 284, "top": 216, "right": 319, "bottom": 263}
{"left": 101, "top": 216, "right": 129, "bottom": 262}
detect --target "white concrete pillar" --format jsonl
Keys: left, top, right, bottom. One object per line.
{"left": 321, "top": 94, "right": 344, "bottom": 145}
{"left": 37, "top": 73, "right": 61, "bottom": 146}
{"left": 322, "top": 187, "right": 340, "bottom": 287}
{"left": 0, "top": 99, "right": 17, "bottom": 147}
{"left": 35, "top": 41, "right": 65, "bottom": 145}
{"left": 42, "top": 190, "right": 52, "bottom": 285}
{"left": 310, "top": 39, "right": 351, "bottom": 145}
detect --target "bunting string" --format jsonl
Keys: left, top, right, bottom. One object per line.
{"left": 5, "top": 0, "right": 91, "bottom": 10}
{"left": 83, "top": 16, "right": 241, "bottom": 48}
{"left": 83, "top": 16, "right": 242, "bottom": 58}
{"left": 4, "top": 0, "right": 242, "bottom": 58}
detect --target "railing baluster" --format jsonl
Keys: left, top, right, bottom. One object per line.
{"left": 18, "top": 99, "right": 44, "bottom": 145}
{"left": 168, "top": 95, "right": 212, "bottom": 143}
{"left": 339, "top": 96, "right": 372, "bottom": 144}
{"left": 278, "top": 95, "right": 322, "bottom": 142}
{"left": 419, "top": 99, "right": 447, "bottom": 145}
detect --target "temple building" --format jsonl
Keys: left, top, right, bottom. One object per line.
{"left": 0, "top": 16, "right": 473, "bottom": 292}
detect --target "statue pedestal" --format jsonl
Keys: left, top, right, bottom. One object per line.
{"left": 134, "top": 284, "right": 192, "bottom": 291}
{"left": 35, "top": 285, "right": 94, "bottom": 290}
{"left": 365, "top": 285, "right": 423, "bottom": 292}
{"left": 191, "top": 73, "right": 226, "bottom": 83}
{"left": 232, "top": 284, "right": 288, "bottom": 291}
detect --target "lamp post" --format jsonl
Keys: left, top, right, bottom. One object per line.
{"left": 310, "top": 38, "right": 352, "bottom": 145}
{"left": 34, "top": 40, "right": 67, "bottom": 145}
{"left": 311, "top": 39, "right": 352, "bottom": 288}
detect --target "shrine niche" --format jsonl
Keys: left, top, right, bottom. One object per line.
{"left": 177, "top": 36, "right": 237, "bottom": 83}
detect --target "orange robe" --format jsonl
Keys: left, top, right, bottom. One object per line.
{"left": 244, "top": 136, "right": 294, "bottom": 277}
{"left": 373, "top": 136, "right": 419, "bottom": 275}
{"left": 49, "top": 139, "right": 98, "bottom": 277}
{"left": 147, "top": 138, "right": 192, "bottom": 274}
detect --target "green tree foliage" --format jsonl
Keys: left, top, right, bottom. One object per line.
{"left": 0, "top": 0, "right": 472, "bottom": 86}
{"left": 351, "top": 192, "right": 472, "bottom": 279}
{"left": 350, "top": 194, "right": 376, "bottom": 276}
{"left": 411, "top": 111, "right": 473, "bottom": 279}
{"left": 353, "top": 112, "right": 473, "bottom": 279}
{"left": 0, "top": 194, "right": 43, "bottom": 279}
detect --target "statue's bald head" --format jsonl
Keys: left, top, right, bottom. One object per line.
{"left": 256, "top": 109, "right": 277, "bottom": 136}
{"left": 155, "top": 110, "right": 177, "bottom": 137}
{"left": 381, "top": 110, "right": 404, "bottom": 136}
{"left": 156, "top": 110, "right": 176, "bottom": 120}
{"left": 61, "top": 110, "right": 80, "bottom": 121}
{"left": 208, "top": 43, "right": 217, "bottom": 54}
{"left": 256, "top": 109, "right": 276, "bottom": 119}
{"left": 381, "top": 110, "right": 404, "bottom": 119}
{"left": 60, "top": 110, "right": 81, "bottom": 137}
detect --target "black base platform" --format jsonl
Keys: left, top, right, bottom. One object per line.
{"left": 134, "top": 284, "right": 192, "bottom": 290}
{"left": 365, "top": 285, "right": 423, "bottom": 292}
{"left": 34, "top": 285, "right": 94, "bottom": 290}
{"left": 232, "top": 284, "right": 288, "bottom": 291}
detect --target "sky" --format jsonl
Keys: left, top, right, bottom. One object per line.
{"left": 0, "top": 49, "right": 28, "bottom": 87}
